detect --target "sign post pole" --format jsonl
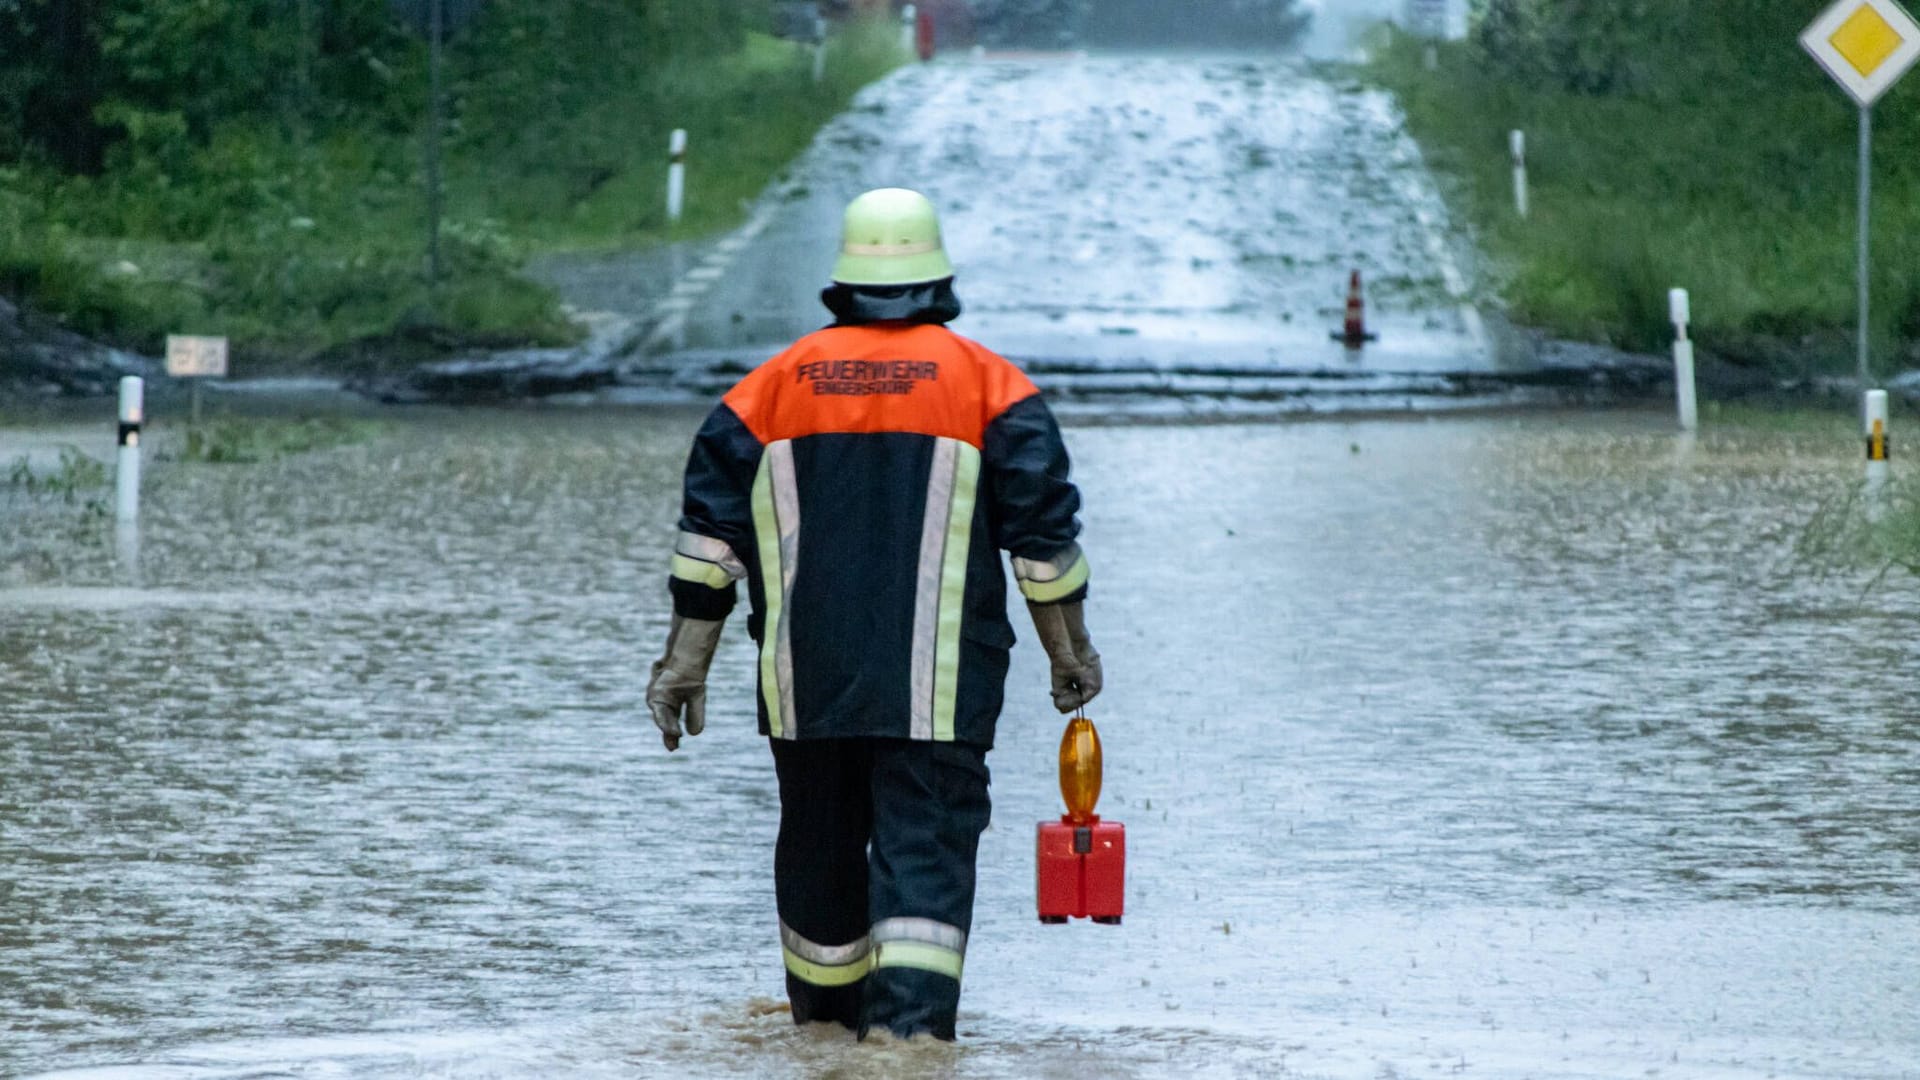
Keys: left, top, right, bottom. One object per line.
{"left": 427, "top": 0, "right": 444, "bottom": 290}
{"left": 1858, "top": 105, "right": 1872, "bottom": 391}
{"left": 167, "top": 335, "right": 230, "bottom": 436}
{"left": 1801, "top": 0, "right": 1920, "bottom": 441}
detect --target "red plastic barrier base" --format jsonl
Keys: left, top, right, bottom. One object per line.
{"left": 1037, "top": 815, "right": 1125, "bottom": 923}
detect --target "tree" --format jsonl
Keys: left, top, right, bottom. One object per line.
{"left": 1471, "top": 0, "right": 1655, "bottom": 95}
{"left": 0, "top": 0, "right": 113, "bottom": 171}
{"left": 1075, "top": 0, "right": 1310, "bottom": 48}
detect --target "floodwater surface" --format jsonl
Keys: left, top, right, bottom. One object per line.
{"left": 537, "top": 53, "right": 1492, "bottom": 409}
{"left": 2, "top": 408, "right": 1917, "bottom": 1078}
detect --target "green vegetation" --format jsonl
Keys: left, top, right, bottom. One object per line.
{"left": 176, "top": 415, "right": 383, "bottom": 463}
{"left": 1798, "top": 476, "right": 1920, "bottom": 582}
{"left": 1704, "top": 402, "right": 1918, "bottom": 582}
{"left": 1703, "top": 400, "right": 1863, "bottom": 437}
{"left": 3, "top": 446, "right": 108, "bottom": 501}
{"left": 0, "top": 2, "right": 903, "bottom": 373}
{"left": 1371, "top": 2, "right": 1920, "bottom": 373}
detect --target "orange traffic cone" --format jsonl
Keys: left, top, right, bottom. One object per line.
{"left": 1331, "top": 269, "right": 1378, "bottom": 347}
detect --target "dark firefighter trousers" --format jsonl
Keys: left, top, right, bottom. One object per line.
{"left": 770, "top": 737, "right": 992, "bottom": 1040}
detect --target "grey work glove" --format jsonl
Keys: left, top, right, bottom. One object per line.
{"left": 646, "top": 615, "right": 725, "bottom": 751}
{"left": 1027, "top": 600, "right": 1103, "bottom": 714}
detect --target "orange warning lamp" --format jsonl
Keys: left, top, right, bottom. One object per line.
{"left": 1037, "top": 711, "right": 1125, "bottom": 925}
{"left": 1059, "top": 715, "right": 1102, "bottom": 823}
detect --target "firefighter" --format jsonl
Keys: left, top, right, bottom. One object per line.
{"left": 644, "top": 187, "right": 1102, "bottom": 1040}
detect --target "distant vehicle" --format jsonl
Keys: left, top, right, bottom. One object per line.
{"left": 968, "top": 0, "right": 1091, "bottom": 48}
{"left": 784, "top": 0, "right": 1110, "bottom": 51}
{"left": 770, "top": 1, "right": 826, "bottom": 42}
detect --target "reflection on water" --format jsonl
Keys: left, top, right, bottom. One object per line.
{"left": 3, "top": 407, "right": 1916, "bottom": 1078}
{"left": 112, "top": 522, "right": 140, "bottom": 588}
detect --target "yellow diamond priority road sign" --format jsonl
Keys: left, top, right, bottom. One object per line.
{"left": 1803, "top": 0, "right": 1920, "bottom": 106}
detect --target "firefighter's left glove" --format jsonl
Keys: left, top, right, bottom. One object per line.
{"left": 646, "top": 615, "right": 726, "bottom": 752}
{"left": 1027, "top": 599, "right": 1103, "bottom": 714}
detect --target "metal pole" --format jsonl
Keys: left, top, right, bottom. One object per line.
{"left": 426, "top": 0, "right": 444, "bottom": 289}
{"left": 813, "top": 15, "right": 828, "bottom": 85}
{"left": 296, "top": 0, "right": 314, "bottom": 111}
{"left": 1858, "top": 105, "right": 1871, "bottom": 392}
{"left": 294, "top": 0, "right": 315, "bottom": 146}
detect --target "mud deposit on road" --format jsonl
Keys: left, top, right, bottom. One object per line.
{"left": 3, "top": 409, "right": 1917, "bottom": 1078}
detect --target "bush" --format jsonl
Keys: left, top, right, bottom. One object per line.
{"left": 0, "top": 3, "right": 898, "bottom": 369}
{"left": 1472, "top": 0, "right": 1658, "bottom": 94}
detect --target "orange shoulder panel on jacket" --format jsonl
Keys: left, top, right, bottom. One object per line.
{"left": 724, "top": 325, "right": 1038, "bottom": 448}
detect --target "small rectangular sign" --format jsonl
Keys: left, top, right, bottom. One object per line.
{"left": 165, "top": 335, "right": 229, "bottom": 378}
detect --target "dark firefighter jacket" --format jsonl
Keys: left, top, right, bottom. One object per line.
{"left": 666, "top": 284, "right": 1088, "bottom": 748}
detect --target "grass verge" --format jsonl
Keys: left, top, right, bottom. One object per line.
{"left": 174, "top": 415, "right": 384, "bottom": 464}
{"left": 1368, "top": 30, "right": 1920, "bottom": 376}
{"left": 1707, "top": 402, "right": 1918, "bottom": 582}
{"left": 2, "top": 21, "right": 903, "bottom": 375}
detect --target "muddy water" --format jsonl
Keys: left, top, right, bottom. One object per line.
{"left": 660, "top": 55, "right": 1486, "bottom": 380}
{"left": 3, "top": 409, "right": 1917, "bottom": 1078}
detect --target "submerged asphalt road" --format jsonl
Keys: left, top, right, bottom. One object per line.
{"left": 543, "top": 53, "right": 1508, "bottom": 412}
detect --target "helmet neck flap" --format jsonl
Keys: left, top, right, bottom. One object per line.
{"left": 820, "top": 278, "right": 963, "bottom": 327}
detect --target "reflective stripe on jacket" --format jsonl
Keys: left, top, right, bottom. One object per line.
{"left": 667, "top": 322, "right": 1087, "bottom": 747}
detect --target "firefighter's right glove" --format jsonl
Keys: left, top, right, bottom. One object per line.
{"left": 646, "top": 615, "right": 725, "bottom": 752}
{"left": 1027, "top": 600, "right": 1103, "bottom": 714}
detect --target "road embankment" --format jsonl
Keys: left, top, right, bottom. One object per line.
{"left": 1367, "top": 27, "right": 1920, "bottom": 401}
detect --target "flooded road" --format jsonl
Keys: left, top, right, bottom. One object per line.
{"left": 3, "top": 407, "right": 1916, "bottom": 1078}
{"left": 520, "top": 53, "right": 1504, "bottom": 413}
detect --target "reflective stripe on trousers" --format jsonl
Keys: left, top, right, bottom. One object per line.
{"left": 780, "top": 919, "right": 871, "bottom": 988}
{"left": 779, "top": 917, "right": 966, "bottom": 986}
{"left": 770, "top": 738, "right": 990, "bottom": 1038}
{"left": 871, "top": 916, "right": 967, "bottom": 980}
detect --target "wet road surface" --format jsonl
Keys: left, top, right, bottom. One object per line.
{"left": 522, "top": 53, "right": 1504, "bottom": 412}
{"left": 3, "top": 407, "right": 1917, "bottom": 1078}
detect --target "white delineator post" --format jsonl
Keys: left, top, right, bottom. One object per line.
{"left": 901, "top": 4, "right": 917, "bottom": 53}
{"left": 1669, "top": 287, "right": 1698, "bottom": 432}
{"left": 1865, "top": 388, "right": 1890, "bottom": 489}
{"left": 667, "top": 128, "right": 687, "bottom": 224}
{"left": 115, "top": 376, "right": 143, "bottom": 525}
{"left": 1510, "top": 129, "right": 1529, "bottom": 219}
